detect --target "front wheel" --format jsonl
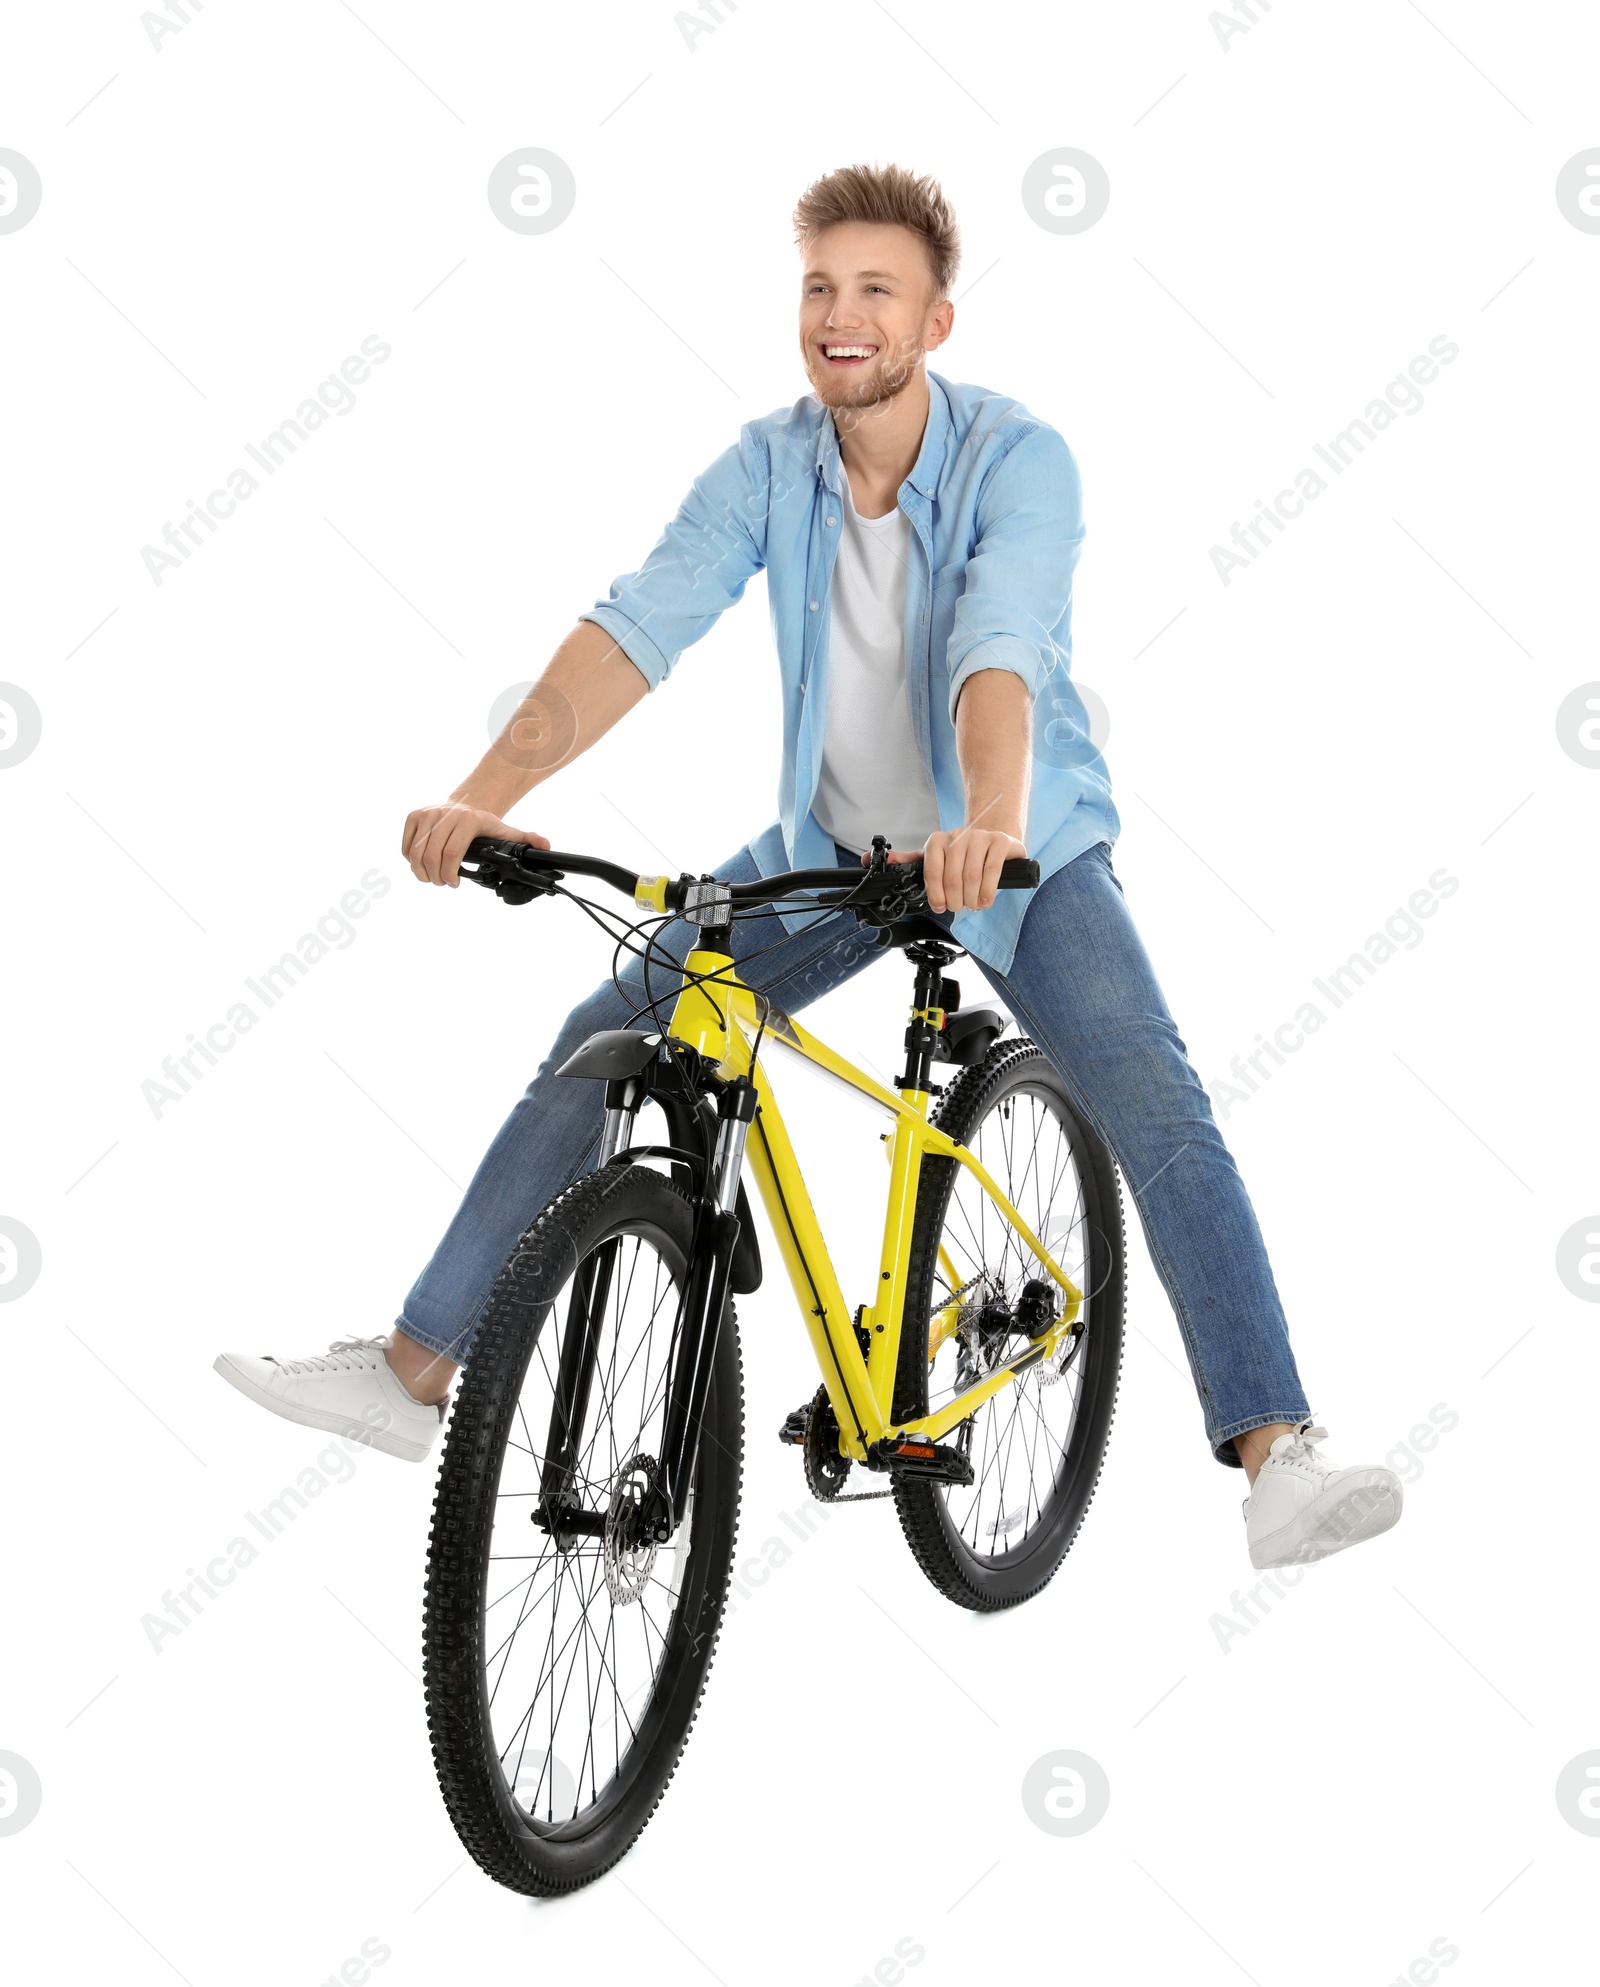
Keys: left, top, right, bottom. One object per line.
{"left": 892, "top": 1040, "right": 1125, "bottom": 1611}
{"left": 423, "top": 1163, "right": 743, "bottom": 1895}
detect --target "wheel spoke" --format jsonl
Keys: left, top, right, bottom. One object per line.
{"left": 916, "top": 1079, "right": 1111, "bottom": 1566}
{"left": 470, "top": 1213, "right": 711, "bottom": 1832}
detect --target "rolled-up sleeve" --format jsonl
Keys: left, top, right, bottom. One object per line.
{"left": 580, "top": 424, "right": 771, "bottom": 690}
{"left": 945, "top": 425, "right": 1084, "bottom": 721}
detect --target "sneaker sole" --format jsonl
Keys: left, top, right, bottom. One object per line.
{"left": 1249, "top": 1477, "right": 1402, "bottom": 1570}
{"left": 212, "top": 1354, "right": 438, "bottom": 1463}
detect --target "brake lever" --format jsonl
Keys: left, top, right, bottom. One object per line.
{"left": 460, "top": 841, "right": 565, "bottom": 906}
{"left": 850, "top": 837, "right": 930, "bottom": 929}
{"left": 867, "top": 872, "right": 931, "bottom": 925}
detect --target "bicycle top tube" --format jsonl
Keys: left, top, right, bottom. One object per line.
{"left": 458, "top": 835, "right": 1040, "bottom": 921}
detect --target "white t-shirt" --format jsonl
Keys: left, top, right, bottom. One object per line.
{"left": 809, "top": 468, "right": 942, "bottom": 855}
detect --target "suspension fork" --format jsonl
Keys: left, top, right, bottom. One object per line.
{"left": 536, "top": 1239, "right": 619, "bottom": 1531}
{"left": 535, "top": 1073, "right": 643, "bottom": 1535}
{"left": 654, "top": 1076, "right": 757, "bottom": 1534}
{"left": 597, "top": 1070, "right": 644, "bottom": 1166}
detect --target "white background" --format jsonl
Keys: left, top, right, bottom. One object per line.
{"left": 3, "top": 2, "right": 1598, "bottom": 1981}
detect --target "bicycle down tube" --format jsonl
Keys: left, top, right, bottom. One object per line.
{"left": 665, "top": 945, "right": 1085, "bottom": 1461}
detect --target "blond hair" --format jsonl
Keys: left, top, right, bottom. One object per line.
{"left": 792, "top": 163, "right": 960, "bottom": 300}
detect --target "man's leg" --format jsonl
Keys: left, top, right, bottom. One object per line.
{"left": 977, "top": 841, "right": 1311, "bottom": 1471}
{"left": 393, "top": 842, "right": 886, "bottom": 1384}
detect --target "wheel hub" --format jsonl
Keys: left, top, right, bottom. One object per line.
{"left": 957, "top": 1278, "right": 1015, "bottom": 1375}
{"left": 602, "top": 1455, "right": 661, "bottom": 1606}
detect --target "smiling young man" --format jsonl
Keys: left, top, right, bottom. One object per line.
{"left": 215, "top": 164, "right": 1402, "bottom": 1570}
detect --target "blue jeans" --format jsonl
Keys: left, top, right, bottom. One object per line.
{"left": 398, "top": 839, "right": 1311, "bottom": 1467}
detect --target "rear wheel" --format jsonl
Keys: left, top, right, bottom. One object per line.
{"left": 423, "top": 1163, "right": 742, "bottom": 1894}
{"left": 892, "top": 1040, "right": 1124, "bottom": 1610}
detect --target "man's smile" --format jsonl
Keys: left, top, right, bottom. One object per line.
{"left": 818, "top": 340, "right": 880, "bottom": 369}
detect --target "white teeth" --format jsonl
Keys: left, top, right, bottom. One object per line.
{"left": 824, "top": 345, "right": 875, "bottom": 359}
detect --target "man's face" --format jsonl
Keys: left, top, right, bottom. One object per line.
{"left": 798, "top": 222, "right": 952, "bottom": 413}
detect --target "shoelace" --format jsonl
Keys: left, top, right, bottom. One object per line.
{"left": 1243, "top": 1423, "right": 1333, "bottom": 1517}
{"left": 1281, "top": 1423, "right": 1331, "bottom": 1467}
{"left": 278, "top": 1333, "right": 393, "bottom": 1378}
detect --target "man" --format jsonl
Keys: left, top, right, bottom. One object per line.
{"left": 216, "top": 164, "right": 1401, "bottom": 1570}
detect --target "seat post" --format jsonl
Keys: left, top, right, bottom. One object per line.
{"left": 897, "top": 937, "right": 958, "bottom": 1093}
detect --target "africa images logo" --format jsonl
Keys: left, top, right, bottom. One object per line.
{"left": 141, "top": 869, "right": 391, "bottom": 1118}
{"left": 1209, "top": 336, "right": 1459, "bottom": 585}
{"left": 139, "top": 336, "right": 391, "bottom": 586}
{"left": 1207, "top": 866, "right": 1459, "bottom": 1119}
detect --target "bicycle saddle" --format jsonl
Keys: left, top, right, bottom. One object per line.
{"left": 874, "top": 912, "right": 962, "bottom": 953}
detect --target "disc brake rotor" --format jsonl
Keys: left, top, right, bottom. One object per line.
{"left": 602, "top": 1454, "right": 661, "bottom": 1607}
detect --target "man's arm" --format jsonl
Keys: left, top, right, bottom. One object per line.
{"left": 402, "top": 621, "right": 648, "bottom": 885}
{"left": 919, "top": 669, "right": 1031, "bottom": 915}
{"left": 404, "top": 425, "right": 772, "bottom": 885}
{"left": 904, "top": 424, "right": 1084, "bottom": 914}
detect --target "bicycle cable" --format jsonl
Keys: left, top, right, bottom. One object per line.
{"left": 511, "top": 854, "right": 899, "bottom": 1097}
{"left": 500, "top": 856, "right": 927, "bottom": 1491}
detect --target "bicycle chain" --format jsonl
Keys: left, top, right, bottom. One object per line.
{"left": 792, "top": 1272, "right": 1075, "bottom": 1502}
{"left": 801, "top": 1385, "right": 893, "bottom": 1502}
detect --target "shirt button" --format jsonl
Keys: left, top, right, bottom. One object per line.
{"left": 809, "top": 600, "right": 819, "bottom": 611}
{"left": 825, "top": 516, "right": 837, "bottom": 527}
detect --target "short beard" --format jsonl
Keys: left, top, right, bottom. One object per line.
{"left": 807, "top": 336, "right": 924, "bottom": 417}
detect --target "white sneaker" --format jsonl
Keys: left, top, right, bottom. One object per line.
{"left": 213, "top": 1334, "right": 445, "bottom": 1462}
{"left": 1243, "top": 1422, "right": 1402, "bottom": 1569}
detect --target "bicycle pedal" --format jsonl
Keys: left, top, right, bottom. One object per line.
{"left": 777, "top": 1403, "right": 810, "bottom": 1447}
{"left": 872, "top": 1435, "right": 976, "bottom": 1487}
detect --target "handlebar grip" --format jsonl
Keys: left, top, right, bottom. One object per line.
{"left": 464, "top": 836, "right": 540, "bottom": 865}
{"left": 997, "top": 858, "right": 1041, "bottom": 891}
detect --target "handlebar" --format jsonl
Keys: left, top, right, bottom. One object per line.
{"left": 458, "top": 837, "right": 1040, "bottom": 924}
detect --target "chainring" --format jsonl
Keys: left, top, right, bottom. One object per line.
{"left": 802, "top": 1386, "right": 851, "bottom": 1501}
{"left": 800, "top": 1386, "right": 891, "bottom": 1503}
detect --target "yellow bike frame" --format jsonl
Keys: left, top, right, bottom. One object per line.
{"left": 664, "top": 945, "right": 1084, "bottom": 1464}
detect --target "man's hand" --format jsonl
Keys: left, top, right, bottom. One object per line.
{"left": 402, "top": 802, "right": 550, "bottom": 887}
{"left": 400, "top": 624, "right": 649, "bottom": 889}
{"left": 875, "top": 827, "right": 1029, "bottom": 914}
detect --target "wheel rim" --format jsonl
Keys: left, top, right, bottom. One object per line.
{"left": 483, "top": 1224, "right": 697, "bottom": 1833}
{"left": 926, "top": 1083, "right": 1099, "bottom": 1564}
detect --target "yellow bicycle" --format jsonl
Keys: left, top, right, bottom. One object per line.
{"left": 423, "top": 837, "right": 1125, "bottom": 1894}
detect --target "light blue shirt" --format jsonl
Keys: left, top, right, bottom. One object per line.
{"left": 581, "top": 370, "right": 1118, "bottom": 973}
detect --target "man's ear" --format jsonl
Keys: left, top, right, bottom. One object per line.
{"left": 925, "top": 296, "right": 955, "bottom": 352}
